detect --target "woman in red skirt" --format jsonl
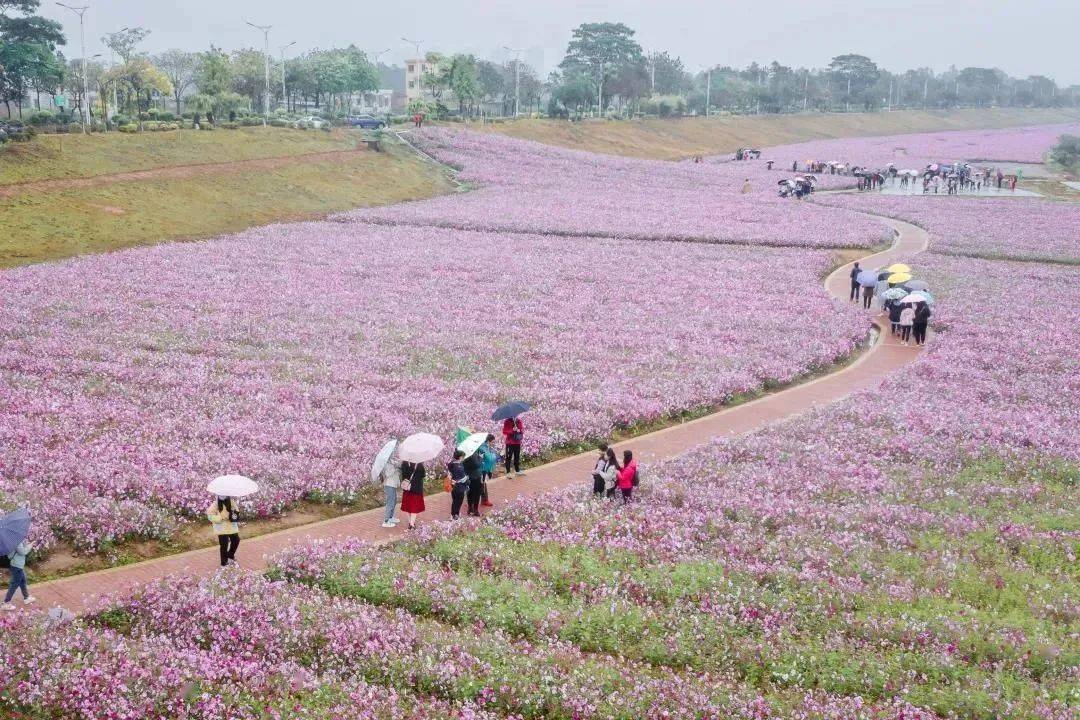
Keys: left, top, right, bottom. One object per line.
{"left": 399, "top": 460, "right": 426, "bottom": 530}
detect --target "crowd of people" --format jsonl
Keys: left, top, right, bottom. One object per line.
{"left": 849, "top": 261, "right": 933, "bottom": 347}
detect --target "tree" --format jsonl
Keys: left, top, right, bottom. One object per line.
{"left": 0, "top": 0, "right": 65, "bottom": 117}
{"left": 828, "top": 54, "right": 879, "bottom": 110}
{"left": 154, "top": 49, "right": 197, "bottom": 114}
{"left": 1049, "top": 134, "right": 1080, "bottom": 174}
{"left": 101, "top": 27, "right": 149, "bottom": 63}
{"left": 559, "top": 22, "right": 643, "bottom": 110}
{"left": 475, "top": 59, "right": 506, "bottom": 108}
{"left": 104, "top": 56, "right": 171, "bottom": 115}
{"left": 649, "top": 51, "right": 689, "bottom": 95}
{"left": 446, "top": 53, "right": 479, "bottom": 115}
{"left": 194, "top": 46, "right": 231, "bottom": 96}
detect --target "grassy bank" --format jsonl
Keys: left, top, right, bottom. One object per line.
{"left": 0, "top": 141, "right": 456, "bottom": 268}
{"left": 480, "top": 108, "right": 1080, "bottom": 160}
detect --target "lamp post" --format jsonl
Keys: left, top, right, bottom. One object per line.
{"left": 704, "top": 67, "right": 712, "bottom": 116}
{"left": 56, "top": 3, "right": 89, "bottom": 133}
{"left": 278, "top": 41, "right": 295, "bottom": 111}
{"left": 503, "top": 46, "right": 522, "bottom": 117}
{"left": 246, "top": 21, "right": 272, "bottom": 126}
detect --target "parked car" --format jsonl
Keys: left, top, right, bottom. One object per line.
{"left": 344, "top": 115, "right": 387, "bottom": 129}
{"left": 297, "top": 115, "right": 328, "bottom": 129}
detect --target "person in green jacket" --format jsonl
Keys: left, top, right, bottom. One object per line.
{"left": 479, "top": 434, "right": 498, "bottom": 507}
{"left": 3, "top": 541, "right": 35, "bottom": 610}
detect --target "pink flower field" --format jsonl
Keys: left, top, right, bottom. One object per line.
{"left": 814, "top": 194, "right": 1080, "bottom": 263}
{"left": 0, "top": 221, "right": 867, "bottom": 551}
{"left": 761, "top": 123, "right": 1079, "bottom": 167}
{"left": 339, "top": 128, "right": 887, "bottom": 249}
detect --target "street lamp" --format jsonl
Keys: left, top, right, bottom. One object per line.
{"left": 56, "top": 2, "right": 89, "bottom": 133}
{"left": 279, "top": 41, "right": 295, "bottom": 111}
{"left": 246, "top": 20, "right": 273, "bottom": 126}
{"left": 503, "top": 46, "right": 522, "bottom": 118}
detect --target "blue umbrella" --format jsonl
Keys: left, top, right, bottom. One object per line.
{"left": 0, "top": 507, "right": 31, "bottom": 556}
{"left": 491, "top": 400, "right": 531, "bottom": 422}
{"left": 857, "top": 270, "right": 879, "bottom": 288}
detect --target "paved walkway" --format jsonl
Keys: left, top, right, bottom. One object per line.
{"left": 28, "top": 214, "right": 928, "bottom": 614}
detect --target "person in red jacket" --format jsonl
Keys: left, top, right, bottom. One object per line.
{"left": 502, "top": 417, "right": 524, "bottom": 477}
{"left": 616, "top": 449, "right": 637, "bottom": 504}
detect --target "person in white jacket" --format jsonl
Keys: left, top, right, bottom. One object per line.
{"left": 381, "top": 456, "right": 402, "bottom": 528}
{"left": 899, "top": 305, "right": 915, "bottom": 345}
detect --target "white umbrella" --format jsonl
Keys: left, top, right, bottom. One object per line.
{"left": 900, "top": 291, "right": 932, "bottom": 304}
{"left": 370, "top": 439, "right": 398, "bottom": 483}
{"left": 398, "top": 433, "right": 444, "bottom": 463}
{"left": 457, "top": 432, "right": 489, "bottom": 458}
{"left": 206, "top": 475, "right": 259, "bottom": 497}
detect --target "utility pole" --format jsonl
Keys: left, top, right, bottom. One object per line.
{"left": 648, "top": 50, "right": 655, "bottom": 94}
{"left": 846, "top": 74, "right": 851, "bottom": 111}
{"left": 503, "top": 46, "right": 522, "bottom": 117}
{"left": 705, "top": 67, "right": 711, "bottom": 116}
{"left": 56, "top": 3, "right": 89, "bottom": 133}
{"left": 923, "top": 74, "right": 929, "bottom": 108}
{"left": 803, "top": 71, "right": 809, "bottom": 111}
{"left": 596, "top": 59, "right": 603, "bottom": 116}
{"left": 887, "top": 79, "right": 893, "bottom": 111}
{"left": 246, "top": 21, "right": 272, "bottom": 126}
{"left": 278, "top": 41, "right": 295, "bottom": 111}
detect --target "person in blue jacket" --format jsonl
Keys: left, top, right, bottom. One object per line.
{"left": 3, "top": 540, "right": 35, "bottom": 610}
{"left": 479, "top": 434, "right": 498, "bottom": 507}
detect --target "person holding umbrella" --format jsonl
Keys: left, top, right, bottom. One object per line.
{"left": 446, "top": 450, "right": 469, "bottom": 520}
{"left": 1, "top": 507, "right": 34, "bottom": 610}
{"left": 492, "top": 401, "right": 531, "bottom": 478}
{"left": 372, "top": 439, "right": 402, "bottom": 529}
{"left": 912, "top": 302, "right": 932, "bottom": 346}
{"left": 479, "top": 434, "right": 498, "bottom": 507}
{"left": 205, "top": 475, "right": 257, "bottom": 568}
{"left": 849, "top": 262, "right": 861, "bottom": 302}
{"left": 898, "top": 303, "right": 915, "bottom": 345}
{"left": 398, "top": 432, "right": 441, "bottom": 530}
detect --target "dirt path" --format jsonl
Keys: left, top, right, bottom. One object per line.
{"left": 0, "top": 148, "right": 369, "bottom": 198}
{"left": 26, "top": 212, "right": 928, "bottom": 614}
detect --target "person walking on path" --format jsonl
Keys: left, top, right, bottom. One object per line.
{"left": 899, "top": 305, "right": 915, "bottom": 345}
{"left": 912, "top": 303, "right": 931, "bottom": 346}
{"left": 207, "top": 496, "right": 240, "bottom": 568}
{"left": 862, "top": 281, "right": 875, "bottom": 310}
{"left": 399, "top": 461, "right": 427, "bottom": 530}
{"left": 446, "top": 451, "right": 468, "bottom": 520}
{"left": 874, "top": 274, "right": 889, "bottom": 310}
{"left": 591, "top": 444, "right": 611, "bottom": 496}
{"left": 463, "top": 449, "right": 484, "bottom": 517}
{"left": 616, "top": 450, "right": 638, "bottom": 505}
{"left": 888, "top": 300, "right": 903, "bottom": 336}
{"left": 502, "top": 417, "right": 524, "bottom": 477}
{"left": 479, "top": 434, "right": 498, "bottom": 507}
{"left": 3, "top": 541, "right": 35, "bottom": 610}
{"left": 380, "top": 454, "right": 402, "bottom": 528}
{"left": 849, "top": 262, "right": 861, "bottom": 302}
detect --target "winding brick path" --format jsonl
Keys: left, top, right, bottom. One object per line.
{"left": 28, "top": 214, "right": 928, "bottom": 614}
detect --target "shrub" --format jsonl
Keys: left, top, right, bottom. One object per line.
{"left": 219, "top": 121, "right": 239, "bottom": 130}
{"left": 270, "top": 118, "right": 290, "bottom": 128}
{"left": 117, "top": 123, "right": 139, "bottom": 134}
{"left": 157, "top": 111, "right": 175, "bottom": 122}
{"left": 29, "top": 110, "right": 54, "bottom": 126}
{"left": 241, "top": 116, "right": 261, "bottom": 127}
{"left": 1050, "top": 134, "right": 1080, "bottom": 174}
{"left": 320, "top": 123, "right": 332, "bottom": 132}
{"left": 200, "top": 123, "right": 215, "bottom": 131}
{"left": 66, "top": 122, "right": 83, "bottom": 134}
{"left": 111, "top": 114, "right": 132, "bottom": 126}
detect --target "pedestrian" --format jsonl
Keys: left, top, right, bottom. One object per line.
{"left": 502, "top": 416, "right": 524, "bottom": 477}
{"left": 399, "top": 460, "right": 426, "bottom": 530}
{"left": 616, "top": 450, "right": 638, "bottom": 505}
{"left": 792, "top": 160, "right": 798, "bottom": 172}
{"left": 479, "top": 434, "right": 497, "bottom": 507}
{"left": 380, "top": 451, "right": 402, "bottom": 528}
{"left": 591, "top": 444, "right": 610, "bottom": 496}
{"left": 912, "top": 303, "right": 931, "bottom": 346}
{"left": 849, "top": 262, "right": 861, "bottom": 302}
{"left": 603, "top": 447, "right": 621, "bottom": 499}
{"left": 862, "top": 281, "right": 875, "bottom": 310}
{"left": 1010, "top": 176, "right": 1017, "bottom": 191}
{"left": 874, "top": 274, "right": 889, "bottom": 310}
{"left": 996, "top": 170, "right": 1003, "bottom": 189}
{"left": 899, "top": 304, "right": 915, "bottom": 345}
{"left": 463, "top": 448, "right": 484, "bottom": 517}
{"left": 446, "top": 450, "right": 469, "bottom": 520}
{"left": 2, "top": 540, "right": 35, "bottom": 610}
{"left": 206, "top": 496, "right": 240, "bottom": 567}
{"left": 741, "top": 178, "right": 751, "bottom": 194}
{"left": 888, "top": 299, "right": 903, "bottom": 335}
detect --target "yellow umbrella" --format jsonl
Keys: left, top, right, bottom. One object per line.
{"left": 887, "top": 272, "right": 913, "bottom": 284}
{"left": 886, "top": 263, "right": 911, "bottom": 274}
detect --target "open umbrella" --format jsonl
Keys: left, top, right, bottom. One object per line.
{"left": 399, "top": 433, "right": 444, "bottom": 463}
{"left": 0, "top": 507, "right": 31, "bottom": 556}
{"left": 454, "top": 426, "right": 473, "bottom": 445}
{"left": 491, "top": 401, "right": 531, "bottom": 422}
{"left": 906, "top": 280, "right": 930, "bottom": 291}
{"left": 857, "top": 270, "right": 879, "bottom": 287}
{"left": 206, "top": 475, "right": 259, "bottom": 498}
{"left": 887, "top": 272, "right": 913, "bottom": 285}
{"left": 457, "top": 432, "right": 489, "bottom": 458}
{"left": 900, "top": 291, "right": 933, "bottom": 305}
{"left": 370, "top": 439, "right": 398, "bottom": 483}
{"left": 886, "top": 263, "right": 911, "bottom": 274}
{"left": 882, "top": 287, "right": 908, "bottom": 301}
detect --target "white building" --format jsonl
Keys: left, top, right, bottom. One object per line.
{"left": 405, "top": 57, "right": 436, "bottom": 102}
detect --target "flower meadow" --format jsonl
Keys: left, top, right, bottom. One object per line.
{"left": 0, "top": 220, "right": 868, "bottom": 552}
{"left": 338, "top": 128, "right": 887, "bottom": 249}
{"left": 761, "top": 123, "right": 1080, "bottom": 168}
{"left": 814, "top": 194, "right": 1080, "bottom": 264}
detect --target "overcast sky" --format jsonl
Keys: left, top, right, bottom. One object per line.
{"left": 43, "top": 0, "right": 1080, "bottom": 85}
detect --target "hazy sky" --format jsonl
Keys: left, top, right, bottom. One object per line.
{"left": 42, "top": 0, "right": 1080, "bottom": 85}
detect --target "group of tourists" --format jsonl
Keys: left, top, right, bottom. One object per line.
{"left": 734, "top": 148, "right": 761, "bottom": 161}
{"left": 849, "top": 261, "right": 933, "bottom": 347}
{"left": 590, "top": 445, "right": 640, "bottom": 504}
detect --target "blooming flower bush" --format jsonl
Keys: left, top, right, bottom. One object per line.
{"left": 338, "top": 128, "right": 888, "bottom": 249}
{"left": 814, "top": 194, "right": 1080, "bottom": 263}
{"left": 763, "top": 123, "right": 1080, "bottom": 167}
{"left": 0, "top": 221, "right": 867, "bottom": 551}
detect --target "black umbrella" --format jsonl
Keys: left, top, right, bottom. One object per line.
{"left": 491, "top": 401, "right": 531, "bottom": 422}
{"left": 0, "top": 507, "right": 31, "bottom": 556}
